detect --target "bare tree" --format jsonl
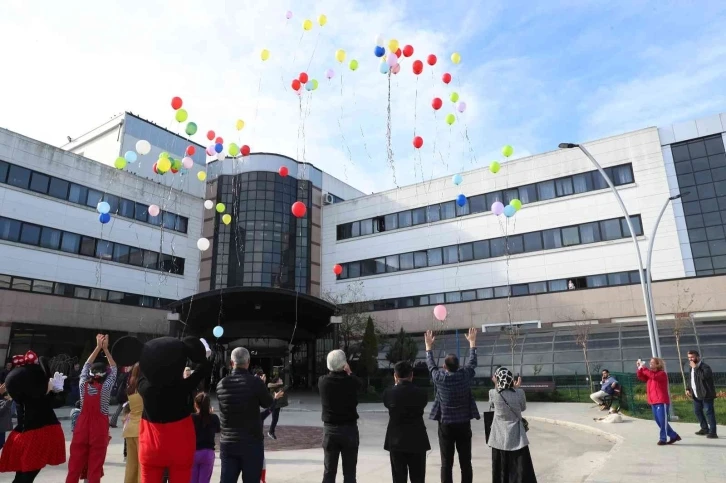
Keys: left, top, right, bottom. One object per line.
{"left": 505, "top": 324, "right": 521, "bottom": 372}
{"left": 573, "top": 309, "right": 595, "bottom": 394}
{"left": 668, "top": 282, "right": 697, "bottom": 392}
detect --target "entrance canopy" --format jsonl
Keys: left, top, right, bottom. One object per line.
{"left": 167, "top": 287, "right": 337, "bottom": 343}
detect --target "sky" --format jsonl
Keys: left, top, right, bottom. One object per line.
{"left": 1, "top": 0, "right": 725, "bottom": 194}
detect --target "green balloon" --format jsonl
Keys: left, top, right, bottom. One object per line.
{"left": 216, "top": 203, "right": 226, "bottom": 213}
{"left": 185, "top": 122, "right": 198, "bottom": 136}
{"left": 160, "top": 152, "right": 170, "bottom": 159}
{"left": 114, "top": 157, "right": 127, "bottom": 169}
{"left": 502, "top": 144, "right": 514, "bottom": 157}
{"left": 510, "top": 199, "right": 522, "bottom": 211}
{"left": 228, "top": 143, "right": 240, "bottom": 157}
{"left": 312, "top": 79, "right": 319, "bottom": 90}
{"left": 450, "top": 92, "right": 459, "bottom": 103}
{"left": 175, "top": 108, "right": 188, "bottom": 123}
{"left": 446, "top": 113, "right": 455, "bottom": 125}
{"left": 489, "top": 161, "right": 500, "bottom": 174}
{"left": 349, "top": 59, "right": 359, "bottom": 71}
{"left": 171, "top": 158, "right": 182, "bottom": 170}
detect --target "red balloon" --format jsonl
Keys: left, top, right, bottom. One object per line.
{"left": 333, "top": 264, "right": 343, "bottom": 275}
{"left": 171, "top": 167, "right": 179, "bottom": 174}
{"left": 152, "top": 162, "right": 158, "bottom": 174}
{"left": 299, "top": 72, "right": 309, "bottom": 84}
{"left": 206, "top": 130, "right": 215, "bottom": 141}
{"left": 395, "top": 48, "right": 402, "bottom": 58}
{"left": 291, "top": 201, "right": 307, "bottom": 218}
{"left": 427, "top": 54, "right": 437, "bottom": 66}
{"left": 412, "top": 60, "right": 424, "bottom": 75}
{"left": 292, "top": 79, "right": 301, "bottom": 91}
{"left": 241, "top": 145, "right": 251, "bottom": 156}
{"left": 402, "top": 45, "right": 414, "bottom": 57}
{"left": 432, "top": 97, "right": 443, "bottom": 110}
{"left": 215, "top": 136, "right": 223, "bottom": 144}
{"left": 186, "top": 145, "right": 196, "bottom": 156}
{"left": 171, "top": 97, "right": 183, "bottom": 110}
{"left": 279, "top": 166, "right": 289, "bottom": 177}
{"left": 442, "top": 72, "right": 452, "bottom": 84}
{"left": 413, "top": 136, "right": 424, "bottom": 149}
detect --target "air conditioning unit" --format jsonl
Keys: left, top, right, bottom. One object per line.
{"left": 323, "top": 192, "right": 334, "bottom": 205}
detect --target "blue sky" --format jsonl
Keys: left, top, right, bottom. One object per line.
{"left": 1, "top": 0, "right": 725, "bottom": 193}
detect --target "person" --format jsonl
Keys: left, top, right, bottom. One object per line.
{"left": 318, "top": 349, "right": 363, "bottom": 483}
{"left": 0, "top": 351, "right": 67, "bottom": 482}
{"left": 0, "top": 362, "right": 13, "bottom": 384}
{"left": 123, "top": 363, "right": 143, "bottom": 483}
{"left": 184, "top": 367, "right": 192, "bottom": 379}
{"left": 217, "top": 347, "right": 282, "bottom": 483}
{"left": 636, "top": 358, "right": 681, "bottom": 445}
{"left": 589, "top": 369, "right": 618, "bottom": 409}
{"left": 110, "top": 366, "right": 130, "bottom": 428}
{"left": 425, "top": 328, "right": 479, "bottom": 483}
{"left": 382, "top": 361, "right": 430, "bottom": 483}
{"left": 266, "top": 374, "right": 288, "bottom": 440}
{"left": 66, "top": 334, "right": 118, "bottom": 483}
{"left": 191, "top": 393, "right": 220, "bottom": 483}
{"left": 686, "top": 350, "right": 718, "bottom": 438}
{"left": 0, "top": 383, "right": 13, "bottom": 450}
{"left": 488, "top": 367, "right": 537, "bottom": 483}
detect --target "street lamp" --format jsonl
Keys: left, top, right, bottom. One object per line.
{"left": 559, "top": 143, "right": 657, "bottom": 357}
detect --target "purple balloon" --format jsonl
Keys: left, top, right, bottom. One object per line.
{"left": 491, "top": 201, "right": 505, "bottom": 215}
{"left": 326, "top": 68, "right": 335, "bottom": 79}
{"left": 285, "top": 10, "right": 293, "bottom": 19}
{"left": 387, "top": 53, "right": 399, "bottom": 67}
{"left": 457, "top": 101, "right": 467, "bottom": 113}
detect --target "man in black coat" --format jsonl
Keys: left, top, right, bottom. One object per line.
{"left": 686, "top": 350, "right": 718, "bottom": 438}
{"left": 383, "top": 361, "right": 431, "bottom": 483}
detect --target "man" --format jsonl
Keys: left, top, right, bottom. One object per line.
{"left": 590, "top": 369, "right": 618, "bottom": 409}
{"left": 266, "top": 373, "right": 288, "bottom": 440}
{"left": 217, "top": 347, "right": 280, "bottom": 483}
{"left": 109, "top": 366, "right": 130, "bottom": 428}
{"left": 686, "top": 350, "right": 718, "bottom": 439}
{"left": 383, "top": 361, "right": 430, "bottom": 483}
{"left": 318, "top": 349, "right": 363, "bottom": 483}
{"left": 425, "top": 327, "right": 479, "bottom": 483}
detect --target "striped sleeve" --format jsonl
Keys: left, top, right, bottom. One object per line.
{"left": 78, "top": 362, "right": 91, "bottom": 410}
{"left": 101, "top": 366, "right": 118, "bottom": 416}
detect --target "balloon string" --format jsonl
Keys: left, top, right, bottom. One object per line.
{"left": 292, "top": 32, "right": 304, "bottom": 65}
{"left": 306, "top": 31, "right": 321, "bottom": 72}
{"left": 386, "top": 72, "right": 397, "bottom": 187}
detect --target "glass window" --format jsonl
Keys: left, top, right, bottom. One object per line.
{"left": 348, "top": 261, "right": 360, "bottom": 278}
{"left": 518, "top": 184, "right": 537, "bottom": 204}
{"left": 555, "top": 177, "right": 574, "bottom": 196}
{"left": 360, "top": 219, "right": 373, "bottom": 236}
{"left": 47, "top": 177, "right": 69, "bottom": 199}
{"left": 80, "top": 236, "right": 96, "bottom": 256}
{"left": 705, "top": 136, "right": 725, "bottom": 155}
{"left": 143, "top": 250, "right": 158, "bottom": 269}
{"left": 592, "top": 170, "right": 609, "bottom": 190}
{"left": 29, "top": 172, "right": 50, "bottom": 194}
{"left": 455, "top": 199, "right": 470, "bottom": 216}
{"left": 477, "top": 288, "right": 493, "bottom": 299}
{"left": 386, "top": 255, "right": 399, "bottom": 272}
{"left": 612, "top": 165, "right": 634, "bottom": 185}
{"left": 54, "top": 283, "right": 74, "bottom": 297}
{"left": 580, "top": 222, "right": 601, "bottom": 244}
{"left": 678, "top": 173, "right": 696, "bottom": 187}
{"left": 412, "top": 208, "right": 426, "bottom": 225}
{"left": 90, "top": 289, "right": 108, "bottom": 301}
{"left": 445, "top": 292, "right": 462, "bottom": 303}
{"left": 599, "top": 219, "right": 621, "bottom": 241}
{"left": 384, "top": 213, "right": 398, "bottom": 231}
{"left": 440, "top": 202, "right": 456, "bottom": 220}
{"left": 113, "top": 244, "right": 130, "bottom": 264}
{"left": 19, "top": 223, "right": 41, "bottom": 245}
{"left": 74, "top": 287, "right": 91, "bottom": 299}
{"left": 86, "top": 189, "right": 103, "bottom": 209}
{"left": 39, "top": 227, "right": 62, "bottom": 250}
{"left": 542, "top": 228, "right": 562, "bottom": 249}
{"left": 462, "top": 290, "right": 476, "bottom": 301}
{"left": 573, "top": 172, "right": 593, "bottom": 193}
{"left": 608, "top": 272, "right": 630, "bottom": 286}
{"left": 418, "top": 295, "right": 429, "bottom": 306}
{"left": 473, "top": 240, "right": 490, "bottom": 259}
{"left": 118, "top": 198, "right": 135, "bottom": 218}
{"left": 671, "top": 144, "right": 691, "bottom": 162}
{"left": 586, "top": 274, "right": 608, "bottom": 287}
{"left": 374, "top": 258, "right": 386, "bottom": 274}
{"left": 548, "top": 279, "right": 567, "bottom": 292}
{"left": 147, "top": 211, "right": 162, "bottom": 227}
{"left": 503, "top": 189, "right": 519, "bottom": 205}
{"left": 414, "top": 251, "right": 427, "bottom": 268}
{"left": 561, "top": 226, "right": 580, "bottom": 246}
{"left": 95, "top": 240, "right": 114, "bottom": 260}
{"left": 162, "top": 212, "right": 176, "bottom": 230}
{"left": 430, "top": 293, "right": 445, "bottom": 304}
{"left": 7, "top": 165, "right": 31, "bottom": 189}
{"left": 135, "top": 203, "right": 148, "bottom": 223}
{"left": 361, "top": 259, "right": 377, "bottom": 276}
{"left": 469, "top": 195, "right": 486, "bottom": 214}
{"left": 442, "top": 245, "right": 458, "bottom": 264}
{"left": 32, "top": 280, "right": 53, "bottom": 294}
{"left": 494, "top": 286, "right": 510, "bottom": 298}
{"left": 537, "top": 180, "right": 556, "bottom": 200}
{"left": 458, "top": 243, "right": 473, "bottom": 262}
{"left": 398, "top": 211, "right": 412, "bottom": 228}
{"left": 512, "top": 284, "right": 529, "bottom": 296}
{"left": 523, "top": 232, "right": 543, "bottom": 252}
{"left": 0, "top": 218, "right": 21, "bottom": 241}
{"left": 336, "top": 223, "right": 351, "bottom": 240}
{"left": 11, "top": 277, "right": 32, "bottom": 291}
{"left": 68, "top": 184, "right": 88, "bottom": 204}
{"left": 0, "top": 274, "right": 10, "bottom": 289}
{"left": 507, "top": 235, "right": 524, "bottom": 254}
{"left": 399, "top": 253, "right": 414, "bottom": 270}
{"left": 0, "top": 161, "right": 7, "bottom": 183}
{"left": 102, "top": 194, "right": 119, "bottom": 214}
{"left": 349, "top": 221, "right": 360, "bottom": 237}
{"left": 691, "top": 242, "right": 710, "bottom": 258}
{"left": 490, "top": 238, "right": 506, "bottom": 257}
{"left": 107, "top": 291, "right": 124, "bottom": 303}
{"left": 175, "top": 216, "right": 188, "bottom": 233}
{"left": 709, "top": 154, "right": 726, "bottom": 169}
{"left": 622, "top": 216, "right": 642, "bottom": 236}
{"left": 485, "top": 192, "right": 502, "bottom": 210}
{"left": 427, "top": 248, "right": 442, "bottom": 266}
{"left": 60, "top": 232, "right": 80, "bottom": 253}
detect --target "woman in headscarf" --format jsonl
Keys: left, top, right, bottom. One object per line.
{"left": 487, "top": 367, "right": 537, "bottom": 483}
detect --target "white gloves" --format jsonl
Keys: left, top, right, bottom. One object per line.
{"left": 200, "top": 338, "right": 212, "bottom": 359}
{"left": 49, "top": 372, "right": 67, "bottom": 393}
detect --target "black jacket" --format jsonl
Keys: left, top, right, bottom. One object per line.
{"left": 216, "top": 368, "right": 273, "bottom": 450}
{"left": 689, "top": 361, "right": 716, "bottom": 400}
{"left": 383, "top": 381, "right": 431, "bottom": 453}
{"left": 318, "top": 371, "right": 362, "bottom": 425}
{"left": 115, "top": 371, "right": 129, "bottom": 405}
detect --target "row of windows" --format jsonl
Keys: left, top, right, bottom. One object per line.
{"left": 0, "top": 215, "right": 185, "bottom": 275}
{"left": 0, "top": 273, "right": 174, "bottom": 309}
{"left": 337, "top": 215, "right": 643, "bottom": 280}
{"left": 0, "top": 159, "right": 189, "bottom": 234}
{"left": 336, "top": 164, "right": 635, "bottom": 240}
{"left": 350, "top": 270, "right": 641, "bottom": 312}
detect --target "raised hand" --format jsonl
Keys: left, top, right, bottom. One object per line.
{"left": 425, "top": 330, "right": 435, "bottom": 351}
{"left": 465, "top": 327, "right": 477, "bottom": 347}
{"left": 274, "top": 390, "right": 285, "bottom": 400}
{"left": 102, "top": 335, "right": 109, "bottom": 350}
{"left": 514, "top": 376, "right": 522, "bottom": 388}
{"left": 96, "top": 334, "right": 105, "bottom": 348}
{"left": 51, "top": 372, "right": 67, "bottom": 392}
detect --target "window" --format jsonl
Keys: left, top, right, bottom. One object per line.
{"left": 621, "top": 216, "right": 643, "bottom": 236}
{"left": 440, "top": 202, "right": 456, "bottom": 220}
{"left": 118, "top": 198, "right": 135, "bottom": 218}
{"left": 580, "top": 222, "right": 601, "bottom": 244}
{"left": 573, "top": 172, "right": 593, "bottom": 193}
{"left": 7, "top": 165, "right": 31, "bottom": 189}
{"left": 20, "top": 223, "right": 41, "bottom": 245}
{"left": 592, "top": 171, "right": 609, "bottom": 190}
{"left": 445, "top": 292, "right": 462, "bottom": 303}
{"left": 555, "top": 177, "right": 574, "bottom": 197}
{"left": 548, "top": 279, "right": 567, "bottom": 292}
{"left": 503, "top": 189, "right": 519, "bottom": 205}
{"left": 600, "top": 219, "right": 622, "bottom": 240}
{"left": 135, "top": 203, "right": 149, "bottom": 223}
{"left": 399, "top": 253, "right": 414, "bottom": 270}
{"left": 561, "top": 226, "right": 580, "bottom": 246}
{"left": 412, "top": 208, "right": 426, "bottom": 225}
{"left": 108, "top": 291, "right": 124, "bottom": 303}
{"left": 537, "top": 180, "right": 556, "bottom": 200}
{"left": 39, "top": 227, "right": 62, "bottom": 250}
{"left": 175, "top": 216, "right": 188, "bottom": 233}
{"left": 48, "top": 178, "right": 69, "bottom": 199}
{"left": 90, "top": 289, "right": 108, "bottom": 301}
{"left": 490, "top": 238, "right": 506, "bottom": 257}
{"left": 507, "top": 235, "right": 524, "bottom": 254}
{"left": 60, "top": 232, "right": 80, "bottom": 253}
{"left": 413, "top": 251, "right": 427, "bottom": 268}
{"left": 0, "top": 218, "right": 21, "bottom": 241}
{"left": 518, "top": 185, "right": 537, "bottom": 204}
{"left": 360, "top": 219, "right": 373, "bottom": 236}
{"left": 80, "top": 236, "right": 96, "bottom": 256}
{"left": 542, "top": 228, "right": 562, "bottom": 249}
{"left": 68, "top": 184, "right": 88, "bottom": 204}
{"left": 385, "top": 255, "right": 399, "bottom": 272}
{"left": 485, "top": 192, "right": 502, "bottom": 210}
{"left": 348, "top": 262, "right": 360, "bottom": 278}
{"left": 398, "top": 211, "right": 412, "bottom": 228}
{"left": 103, "top": 194, "right": 119, "bottom": 214}
{"left": 113, "top": 244, "right": 130, "bottom": 264}
{"left": 29, "top": 172, "right": 50, "bottom": 194}
{"left": 512, "top": 284, "right": 529, "bottom": 296}
{"left": 430, "top": 293, "right": 445, "bottom": 304}
{"left": 0, "top": 161, "right": 7, "bottom": 183}
{"left": 612, "top": 165, "right": 634, "bottom": 185}
{"left": 469, "top": 195, "right": 486, "bottom": 214}
{"left": 443, "top": 245, "right": 458, "bottom": 264}
{"left": 608, "top": 272, "right": 630, "bottom": 285}
{"left": 523, "top": 232, "right": 543, "bottom": 252}
{"left": 586, "top": 274, "right": 608, "bottom": 287}
{"left": 95, "top": 241, "right": 114, "bottom": 260}
{"left": 477, "top": 288, "right": 493, "bottom": 299}
{"left": 86, "top": 189, "right": 103, "bottom": 209}
{"left": 32, "top": 280, "right": 53, "bottom": 294}
{"left": 361, "top": 259, "right": 377, "bottom": 276}
{"left": 0, "top": 274, "right": 9, "bottom": 288}
{"left": 54, "top": 283, "right": 74, "bottom": 297}
{"left": 494, "top": 286, "right": 510, "bottom": 298}
{"left": 143, "top": 250, "right": 158, "bottom": 269}
{"left": 11, "top": 277, "right": 32, "bottom": 291}
{"left": 462, "top": 290, "right": 476, "bottom": 301}
{"left": 473, "top": 240, "right": 490, "bottom": 259}
{"left": 74, "top": 287, "right": 91, "bottom": 299}
{"left": 458, "top": 243, "right": 474, "bottom": 262}
{"left": 384, "top": 214, "right": 398, "bottom": 231}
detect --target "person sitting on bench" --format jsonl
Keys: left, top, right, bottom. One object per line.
{"left": 590, "top": 369, "right": 618, "bottom": 410}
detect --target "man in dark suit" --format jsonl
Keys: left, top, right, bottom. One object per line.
{"left": 383, "top": 361, "right": 431, "bottom": 483}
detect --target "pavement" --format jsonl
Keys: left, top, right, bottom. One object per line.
{"left": 22, "top": 396, "right": 726, "bottom": 482}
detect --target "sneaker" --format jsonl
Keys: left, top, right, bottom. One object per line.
{"left": 657, "top": 441, "right": 667, "bottom": 446}
{"left": 268, "top": 432, "right": 277, "bottom": 440}
{"left": 707, "top": 434, "right": 719, "bottom": 439}
{"left": 667, "top": 435, "right": 681, "bottom": 445}
{"left": 696, "top": 429, "right": 709, "bottom": 435}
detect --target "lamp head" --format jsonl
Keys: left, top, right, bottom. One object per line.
{"left": 558, "top": 143, "right": 579, "bottom": 149}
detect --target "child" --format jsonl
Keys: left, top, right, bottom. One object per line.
{"left": 190, "top": 393, "right": 220, "bottom": 483}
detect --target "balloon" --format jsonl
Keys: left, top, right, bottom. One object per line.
{"left": 204, "top": 200, "right": 214, "bottom": 210}
{"left": 491, "top": 201, "right": 504, "bottom": 215}
{"left": 228, "top": 143, "right": 239, "bottom": 157}
{"left": 260, "top": 49, "right": 270, "bottom": 61}
{"left": 157, "top": 158, "right": 171, "bottom": 172}
{"left": 433, "top": 305, "right": 447, "bottom": 321}
{"left": 206, "top": 145, "right": 215, "bottom": 156}
{"left": 318, "top": 14, "right": 327, "bottom": 26}
{"left": 388, "top": 39, "right": 399, "bottom": 52}
{"left": 216, "top": 152, "right": 225, "bottom": 161}
{"left": 349, "top": 59, "right": 359, "bottom": 71}
{"left": 206, "top": 130, "right": 215, "bottom": 141}
{"left": 197, "top": 171, "right": 207, "bottom": 181}
{"left": 216, "top": 203, "right": 226, "bottom": 213}
{"left": 374, "top": 46, "right": 385, "bottom": 58}
{"left": 148, "top": 204, "right": 160, "bottom": 217}
{"left": 99, "top": 213, "right": 111, "bottom": 224}
{"left": 152, "top": 162, "right": 158, "bottom": 174}
{"left": 175, "top": 109, "right": 188, "bottom": 123}
{"left": 402, "top": 44, "right": 414, "bottom": 57}
{"left": 114, "top": 157, "right": 127, "bottom": 169}
{"left": 427, "top": 54, "right": 437, "bottom": 66}
{"left": 279, "top": 166, "right": 289, "bottom": 177}
{"left": 445, "top": 113, "right": 455, "bottom": 125}
{"left": 159, "top": 152, "right": 170, "bottom": 159}
{"left": 450, "top": 92, "right": 459, "bottom": 102}
{"left": 291, "top": 201, "right": 307, "bottom": 218}
{"left": 326, "top": 68, "right": 335, "bottom": 79}
{"left": 171, "top": 158, "right": 182, "bottom": 171}
{"left": 311, "top": 79, "right": 319, "bottom": 90}
{"left": 432, "top": 97, "right": 443, "bottom": 110}
{"left": 379, "top": 63, "right": 390, "bottom": 74}
{"left": 442, "top": 72, "right": 452, "bottom": 84}
{"left": 490, "top": 161, "right": 501, "bottom": 173}
{"left": 171, "top": 97, "right": 183, "bottom": 110}
{"left": 212, "top": 325, "right": 224, "bottom": 338}
{"left": 299, "top": 72, "right": 309, "bottom": 83}
{"left": 222, "top": 214, "right": 232, "bottom": 225}
{"left": 333, "top": 264, "right": 343, "bottom": 275}
{"left": 185, "top": 122, "right": 198, "bottom": 135}
{"left": 215, "top": 136, "right": 224, "bottom": 144}
{"left": 335, "top": 49, "right": 345, "bottom": 63}
{"left": 303, "top": 19, "right": 313, "bottom": 30}
{"left": 124, "top": 151, "right": 137, "bottom": 163}
{"left": 197, "top": 237, "right": 210, "bottom": 251}
{"left": 413, "top": 136, "right": 423, "bottom": 149}
{"left": 241, "top": 145, "right": 251, "bottom": 156}
{"left": 305, "top": 81, "right": 312, "bottom": 91}
{"left": 392, "top": 64, "right": 400, "bottom": 74}
{"left": 171, "top": 166, "right": 179, "bottom": 174}
{"left": 291, "top": 79, "right": 301, "bottom": 90}
{"left": 97, "top": 201, "right": 110, "bottom": 214}
{"left": 452, "top": 174, "right": 463, "bottom": 186}
{"left": 395, "top": 48, "right": 402, "bottom": 58}
{"left": 510, "top": 199, "right": 522, "bottom": 211}
{"left": 451, "top": 52, "right": 461, "bottom": 64}
{"left": 286, "top": 10, "right": 292, "bottom": 19}
{"left": 387, "top": 53, "right": 398, "bottom": 67}
{"left": 504, "top": 205, "right": 516, "bottom": 218}
{"left": 456, "top": 194, "right": 467, "bottom": 207}
{"left": 457, "top": 101, "right": 467, "bottom": 113}
{"left": 186, "top": 145, "right": 196, "bottom": 156}
{"left": 375, "top": 34, "right": 385, "bottom": 46}
{"left": 236, "top": 119, "right": 245, "bottom": 131}
{"left": 214, "top": 143, "right": 223, "bottom": 153}
{"left": 135, "top": 140, "right": 151, "bottom": 155}
{"left": 412, "top": 60, "right": 423, "bottom": 75}
{"left": 502, "top": 145, "right": 514, "bottom": 157}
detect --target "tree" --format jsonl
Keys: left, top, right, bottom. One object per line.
{"left": 386, "top": 328, "right": 418, "bottom": 366}
{"left": 505, "top": 324, "right": 521, "bottom": 373}
{"left": 667, "top": 282, "right": 698, "bottom": 392}
{"left": 360, "top": 316, "right": 379, "bottom": 384}
{"left": 574, "top": 312, "right": 595, "bottom": 394}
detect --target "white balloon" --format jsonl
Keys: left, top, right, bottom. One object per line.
{"left": 375, "top": 34, "right": 385, "bottom": 46}
{"left": 135, "top": 140, "right": 151, "bottom": 155}
{"left": 216, "top": 152, "right": 225, "bottom": 161}
{"left": 204, "top": 200, "right": 214, "bottom": 210}
{"left": 197, "top": 238, "right": 211, "bottom": 251}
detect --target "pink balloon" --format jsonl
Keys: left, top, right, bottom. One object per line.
{"left": 392, "top": 64, "right": 401, "bottom": 74}
{"left": 457, "top": 101, "right": 467, "bottom": 113}
{"left": 206, "top": 145, "right": 215, "bottom": 156}
{"left": 148, "top": 204, "right": 160, "bottom": 217}
{"left": 286, "top": 10, "right": 293, "bottom": 19}
{"left": 326, "top": 68, "right": 335, "bottom": 79}
{"left": 182, "top": 156, "right": 194, "bottom": 169}
{"left": 433, "top": 304, "right": 447, "bottom": 321}
{"left": 491, "top": 201, "right": 505, "bottom": 215}
{"left": 387, "top": 53, "right": 399, "bottom": 67}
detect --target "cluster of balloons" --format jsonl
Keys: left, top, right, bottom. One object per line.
{"left": 489, "top": 145, "right": 514, "bottom": 173}
{"left": 97, "top": 201, "right": 112, "bottom": 224}
{"left": 171, "top": 97, "right": 199, "bottom": 137}
{"left": 291, "top": 71, "right": 319, "bottom": 94}
{"left": 302, "top": 13, "right": 327, "bottom": 31}
{"left": 152, "top": 151, "right": 187, "bottom": 175}
{"left": 203, "top": 200, "right": 232, "bottom": 226}
{"left": 374, "top": 36, "right": 415, "bottom": 75}
{"left": 489, "top": 145, "right": 521, "bottom": 218}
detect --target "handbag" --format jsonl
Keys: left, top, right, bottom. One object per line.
{"left": 500, "top": 391, "right": 529, "bottom": 432}
{"left": 483, "top": 411, "right": 494, "bottom": 443}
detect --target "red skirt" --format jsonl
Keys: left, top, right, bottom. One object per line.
{"left": 0, "top": 423, "right": 66, "bottom": 473}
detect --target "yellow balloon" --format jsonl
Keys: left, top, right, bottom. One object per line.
{"left": 236, "top": 119, "right": 245, "bottom": 131}
{"left": 335, "top": 49, "right": 346, "bottom": 63}
{"left": 197, "top": 171, "right": 207, "bottom": 181}
{"left": 222, "top": 214, "right": 232, "bottom": 225}
{"left": 260, "top": 49, "right": 270, "bottom": 61}
{"left": 303, "top": 19, "right": 313, "bottom": 30}
{"left": 451, "top": 52, "right": 461, "bottom": 64}
{"left": 318, "top": 14, "right": 327, "bottom": 26}
{"left": 158, "top": 158, "right": 171, "bottom": 172}
{"left": 388, "top": 39, "right": 399, "bottom": 52}
{"left": 446, "top": 113, "right": 456, "bottom": 125}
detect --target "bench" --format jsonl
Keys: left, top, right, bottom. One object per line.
{"left": 519, "top": 381, "right": 556, "bottom": 393}
{"left": 602, "top": 384, "right": 623, "bottom": 410}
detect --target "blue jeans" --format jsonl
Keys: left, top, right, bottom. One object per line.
{"left": 693, "top": 398, "right": 718, "bottom": 435}
{"left": 652, "top": 404, "right": 678, "bottom": 442}
{"left": 220, "top": 441, "right": 264, "bottom": 483}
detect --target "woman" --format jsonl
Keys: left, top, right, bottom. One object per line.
{"left": 190, "top": 393, "right": 220, "bottom": 483}
{"left": 488, "top": 367, "right": 537, "bottom": 483}
{"left": 123, "top": 363, "right": 143, "bottom": 483}
{"left": 636, "top": 358, "right": 680, "bottom": 445}
{"left": 266, "top": 374, "right": 288, "bottom": 439}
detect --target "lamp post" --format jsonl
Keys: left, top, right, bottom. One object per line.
{"left": 559, "top": 143, "right": 657, "bottom": 357}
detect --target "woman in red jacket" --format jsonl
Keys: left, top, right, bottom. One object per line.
{"left": 636, "top": 357, "right": 681, "bottom": 445}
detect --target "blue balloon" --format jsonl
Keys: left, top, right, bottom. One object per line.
{"left": 97, "top": 201, "right": 111, "bottom": 214}
{"left": 124, "top": 151, "right": 138, "bottom": 163}
{"left": 214, "top": 143, "right": 223, "bottom": 153}
{"left": 305, "top": 81, "right": 313, "bottom": 91}
{"left": 379, "top": 62, "right": 390, "bottom": 74}
{"left": 503, "top": 205, "right": 516, "bottom": 218}
{"left": 213, "top": 325, "right": 224, "bottom": 338}
{"left": 452, "top": 174, "right": 463, "bottom": 186}
{"left": 456, "top": 194, "right": 467, "bottom": 207}
{"left": 99, "top": 213, "right": 111, "bottom": 224}
{"left": 374, "top": 46, "right": 385, "bottom": 57}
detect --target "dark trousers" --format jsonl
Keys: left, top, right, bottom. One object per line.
{"left": 261, "top": 407, "right": 281, "bottom": 434}
{"left": 220, "top": 442, "right": 264, "bottom": 483}
{"left": 109, "top": 403, "right": 124, "bottom": 427}
{"left": 389, "top": 451, "right": 426, "bottom": 483}
{"left": 13, "top": 470, "right": 41, "bottom": 483}
{"left": 438, "top": 421, "right": 472, "bottom": 483}
{"left": 694, "top": 398, "right": 718, "bottom": 435}
{"left": 322, "top": 423, "right": 359, "bottom": 483}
